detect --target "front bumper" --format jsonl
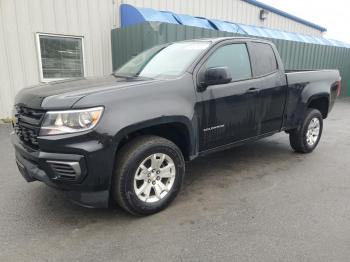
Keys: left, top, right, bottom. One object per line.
{"left": 11, "top": 132, "right": 115, "bottom": 208}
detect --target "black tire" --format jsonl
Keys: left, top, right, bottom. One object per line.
{"left": 112, "top": 135, "right": 185, "bottom": 216}
{"left": 289, "top": 108, "right": 323, "bottom": 153}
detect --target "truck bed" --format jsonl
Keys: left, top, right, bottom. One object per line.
{"left": 286, "top": 69, "right": 340, "bottom": 86}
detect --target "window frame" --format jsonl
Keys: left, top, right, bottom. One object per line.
{"left": 246, "top": 41, "right": 279, "bottom": 78}
{"left": 35, "top": 33, "right": 86, "bottom": 82}
{"left": 197, "top": 41, "right": 254, "bottom": 86}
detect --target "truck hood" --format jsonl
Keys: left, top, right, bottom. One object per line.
{"left": 15, "top": 75, "right": 159, "bottom": 109}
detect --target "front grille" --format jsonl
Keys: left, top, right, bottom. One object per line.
{"left": 14, "top": 106, "right": 45, "bottom": 149}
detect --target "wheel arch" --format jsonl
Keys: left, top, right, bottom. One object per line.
{"left": 307, "top": 94, "right": 330, "bottom": 119}
{"left": 113, "top": 116, "right": 196, "bottom": 161}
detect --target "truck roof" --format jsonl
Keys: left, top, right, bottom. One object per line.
{"left": 180, "top": 36, "right": 271, "bottom": 44}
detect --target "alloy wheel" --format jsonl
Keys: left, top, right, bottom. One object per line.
{"left": 133, "top": 153, "right": 176, "bottom": 203}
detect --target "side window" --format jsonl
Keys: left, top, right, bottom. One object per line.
{"left": 205, "top": 44, "right": 252, "bottom": 82}
{"left": 249, "top": 42, "right": 278, "bottom": 77}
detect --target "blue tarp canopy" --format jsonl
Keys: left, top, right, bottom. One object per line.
{"left": 120, "top": 4, "right": 178, "bottom": 26}
{"left": 172, "top": 14, "right": 213, "bottom": 29}
{"left": 209, "top": 19, "right": 246, "bottom": 34}
{"left": 120, "top": 4, "right": 350, "bottom": 48}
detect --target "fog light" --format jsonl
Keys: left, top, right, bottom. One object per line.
{"left": 47, "top": 160, "right": 82, "bottom": 181}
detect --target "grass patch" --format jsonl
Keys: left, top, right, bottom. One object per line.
{"left": 1, "top": 118, "right": 13, "bottom": 124}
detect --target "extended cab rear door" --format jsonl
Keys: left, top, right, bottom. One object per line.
{"left": 246, "top": 41, "right": 287, "bottom": 134}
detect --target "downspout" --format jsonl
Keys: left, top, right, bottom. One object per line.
{"left": 112, "top": 0, "right": 117, "bottom": 28}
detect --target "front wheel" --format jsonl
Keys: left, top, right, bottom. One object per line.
{"left": 289, "top": 109, "right": 323, "bottom": 153}
{"left": 112, "top": 135, "right": 185, "bottom": 216}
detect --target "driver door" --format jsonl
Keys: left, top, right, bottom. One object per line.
{"left": 195, "top": 42, "right": 261, "bottom": 151}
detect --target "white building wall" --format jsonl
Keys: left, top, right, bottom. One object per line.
{"left": 0, "top": 0, "right": 323, "bottom": 118}
{"left": 0, "top": 0, "right": 114, "bottom": 118}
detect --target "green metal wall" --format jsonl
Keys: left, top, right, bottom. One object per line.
{"left": 112, "top": 22, "right": 350, "bottom": 96}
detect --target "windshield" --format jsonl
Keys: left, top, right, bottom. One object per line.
{"left": 114, "top": 41, "right": 211, "bottom": 79}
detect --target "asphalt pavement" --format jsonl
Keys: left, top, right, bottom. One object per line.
{"left": 1, "top": 99, "right": 350, "bottom": 262}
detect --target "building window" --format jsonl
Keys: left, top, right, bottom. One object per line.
{"left": 36, "top": 33, "right": 85, "bottom": 81}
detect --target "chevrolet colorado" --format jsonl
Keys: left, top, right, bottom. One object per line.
{"left": 12, "top": 37, "right": 341, "bottom": 215}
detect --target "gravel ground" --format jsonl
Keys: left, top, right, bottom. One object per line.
{"left": 1, "top": 99, "right": 350, "bottom": 262}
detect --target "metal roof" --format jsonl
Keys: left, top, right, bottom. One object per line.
{"left": 120, "top": 4, "right": 350, "bottom": 48}
{"left": 243, "top": 0, "right": 327, "bottom": 32}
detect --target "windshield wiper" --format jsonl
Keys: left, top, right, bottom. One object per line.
{"left": 112, "top": 73, "right": 134, "bottom": 78}
{"left": 112, "top": 73, "right": 153, "bottom": 81}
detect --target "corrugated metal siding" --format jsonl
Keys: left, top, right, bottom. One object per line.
{"left": 0, "top": 0, "right": 331, "bottom": 118}
{"left": 115, "top": 0, "right": 323, "bottom": 36}
{"left": 111, "top": 23, "right": 350, "bottom": 96}
{"left": 0, "top": 0, "right": 114, "bottom": 118}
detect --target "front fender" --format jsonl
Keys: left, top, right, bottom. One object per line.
{"left": 113, "top": 115, "right": 197, "bottom": 156}
{"left": 73, "top": 73, "right": 198, "bottom": 157}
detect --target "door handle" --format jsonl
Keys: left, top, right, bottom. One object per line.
{"left": 246, "top": 87, "right": 260, "bottom": 93}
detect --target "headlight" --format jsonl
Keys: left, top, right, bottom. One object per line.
{"left": 40, "top": 107, "right": 104, "bottom": 136}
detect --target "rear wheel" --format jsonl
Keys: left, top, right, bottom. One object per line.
{"left": 289, "top": 109, "right": 323, "bottom": 153}
{"left": 112, "top": 135, "right": 185, "bottom": 216}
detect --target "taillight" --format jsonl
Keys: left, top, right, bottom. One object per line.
{"left": 336, "top": 80, "right": 341, "bottom": 96}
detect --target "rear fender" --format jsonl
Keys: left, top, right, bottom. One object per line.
{"left": 284, "top": 81, "right": 331, "bottom": 130}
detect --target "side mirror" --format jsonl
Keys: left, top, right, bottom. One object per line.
{"left": 198, "top": 67, "right": 232, "bottom": 91}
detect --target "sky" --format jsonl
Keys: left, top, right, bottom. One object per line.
{"left": 259, "top": 0, "right": 350, "bottom": 43}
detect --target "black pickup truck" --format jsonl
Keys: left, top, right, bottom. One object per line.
{"left": 12, "top": 37, "right": 341, "bottom": 215}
